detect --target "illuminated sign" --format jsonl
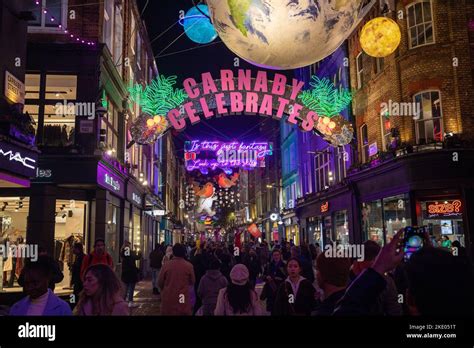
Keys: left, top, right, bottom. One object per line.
{"left": 4, "top": 71, "right": 25, "bottom": 104}
{"left": 369, "top": 142, "right": 378, "bottom": 157}
{"left": 184, "top": 140, "right": 271, "bottom": 174}
{"left": 425, "top": 200, "right": 462, "bottom": 219}
{"left": 132, "top": 193, "right": 142, "bottom": 206}
{"left": 321, "top": 201, "right": 329, "bottom": 213}
{"left": 97, "top": 163, "right": 125, "bottom": 198}
{"left": 0, "top": 147, "right": 36, "bottom": 170}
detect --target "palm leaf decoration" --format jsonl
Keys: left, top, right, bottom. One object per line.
{"left": 128, "top": 75, "right": 188, "bottom": 116}
{"left": 298, "top": 76, "right": 352, "bottom": 118}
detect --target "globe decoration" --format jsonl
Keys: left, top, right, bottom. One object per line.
{"left": 181, "top": 4, "right": 217, "bottom": 44}
{"left": 360, "top": 17, "right": 401, "bottom": 58}
{"left": 206, "top": 0, "right": 376, "bottom": 70}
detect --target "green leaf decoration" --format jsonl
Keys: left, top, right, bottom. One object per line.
{"left": 127, "top": 75, "right": 188, "bottom": 116}
{"left": 298, "top": 76, "right": 352, "bottom": 118}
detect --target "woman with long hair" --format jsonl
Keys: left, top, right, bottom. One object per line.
{"left": 272, "top": 257, "right": 316, "bottom": 316}
{"left": 74, "top": 264, "right": 129, "bottom": 316}
{"left": 214, "top": 264, "right": 263, "bottom": 316}
{"left": 120, "top": 241, "right": 141, "bottom": 308}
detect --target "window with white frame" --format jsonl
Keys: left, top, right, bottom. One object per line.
{"left": 361, "top": 124, "right": 369, "bottom": 162}
{"left": 356, "top": 53, "right": 364, "bottom": 89}
{"left": 315, "top": 150, "right": 331, "bottom": 192}
{"left": 407, "top": 1, "right": 434, "bottom": 48}
{"left": 28, "top": 0, "right": 67, "bottom": 31}
{"left": 413, "top": 91, "right": 443, "bottom": 144}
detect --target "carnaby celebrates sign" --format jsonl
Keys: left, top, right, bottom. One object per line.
{"left": 127, "top": 69, "right": 354, "bottom": 147}
{"left": 166, "top": 69, "right": 353, "bottom": 146}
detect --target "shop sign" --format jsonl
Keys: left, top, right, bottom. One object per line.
{"left": 321, "top": 201, "right": 329, "bottom": 213}
{"left": 4, "top": 71, "right": 25, "bottom": 104}
{"left": 79, "top": 120, "right": 94, "bottom": 134}
{"left": 424, "top": 200, "right": 462, "bottom": 219}
{"left": 132, "top": 193, "right": 142, "bottom": 206}
{"left": 153, "top": 209, "right": 166, "bottom": 216}
{"left": 0, "top": 142, "right": 37, "bottom": 177}
{"left": 97, "top": 163, "right": 125, "bottom": 198}
{"left": 270, "top": 213, "right": 279, "bottom": 222}
{"left": 368, "top": 142, "right": 378, "bottom": 157}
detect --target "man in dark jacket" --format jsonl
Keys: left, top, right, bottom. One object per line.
{"left": 334, "top": 229, "right": 474, "bottom": 316}
{"left": 121, "top": 241, "right": 141, "bottom": 308}
{"left": 149, "top": 244, "right": 164, "bottom": 294}
{"left": 18, "top": 247, "right": 63, "bottom": 291}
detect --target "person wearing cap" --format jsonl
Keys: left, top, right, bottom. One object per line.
{"left": 273, "top": 257, "right": 317, "bottom": 316}
{"left": 214, "top": 264, "right": 264, "bottom": 316}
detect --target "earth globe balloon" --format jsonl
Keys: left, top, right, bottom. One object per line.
{"left": 181, "top": 4, "right": 217, "bottom": 44}
{"left": 206, "top": 0, "right": 376, "bottom": 70}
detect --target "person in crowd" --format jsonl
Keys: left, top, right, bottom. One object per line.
{"left": 273, "top": 257, "right": 316, "bottom": 316}
{"left": 313, "top": 253, "right": 351, "bottom": 316}
{"left": 10, "top": 261, "right": 72, "bottom": 316}
{"left": 349, "top": 240, "right": 402, "bottom": 316}
{"left": 149, "top": 243, "right": 165, "bottom": 295}
{"left": 74, "top": 264, "right": 129, "bottom": 316}
{"left": 120, "top": 241, "right": 141, "bottom": 308}
{"left": 190, "top": 242, "right": 209, "bottom": 314}
{"left": 242, "top": 248, "right": 261, "bottom": 289}
{"left": 215, "top": 247, "right": 232, "bottom": 282}
{"left": 299, "top": 244, "right": 315, "bottom": 284}
{"left": 214, "top": 264, "right": 263, "bottom": 316}
{"left": 260, "top": 249, "right": 287, "bottom": 313}
{"left": 71, "top": 242, "right": 85, "bottom": 300}
{"left": 441, "top": 235, "right": 452, "bottom": 250}
{"left": 197, "top": 256, "right": 228, "bottom": 315}
{"left": 259, "top": 241, "right": 270, "bottom": 272}
{"left": 158, "top": 243, "right": 196, "bottom": 316}
{"left": 18, "top": 246, "right": 64, "bottom": 291}
{"left": 162, "top": 245, "right": 173, "bottom": 267}
{"left": 309, "top": 244, "right": 319, "bottom": 269}
{"left": 334, "top": 229, "right": 474, "bottom": 316}
{"left": 80, "top": 239, "right": 113, "bottom": 280}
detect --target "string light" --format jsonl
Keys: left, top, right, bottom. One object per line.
{"left": 32, "top": 0, "right": 96, "bottom": 46}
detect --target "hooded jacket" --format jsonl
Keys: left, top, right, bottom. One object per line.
{"left": 197, "top": 269, "right": 228, "bottom": 315}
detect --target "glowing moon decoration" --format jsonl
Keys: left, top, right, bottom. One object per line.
{"left": 360, "top": 17, "right": 401, "bottom": 58}
{"left": 206, "top": 0, "right": 376, "bottom": 70}
{"left": 181, "top": 5, "right": 217, "bottom": 44}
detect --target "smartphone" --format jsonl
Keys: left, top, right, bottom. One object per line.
{"left": 403, "top": 226, "right": 425, "bottom": 261}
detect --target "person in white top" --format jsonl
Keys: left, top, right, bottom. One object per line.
{"left": 214, "top": 264, "right": 264, "bottom": 316}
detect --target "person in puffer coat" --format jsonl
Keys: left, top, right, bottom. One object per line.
{"left": 197, "top": 256, "right": 228, "bottom": 315}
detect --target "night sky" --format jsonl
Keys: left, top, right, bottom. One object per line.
{"left": 136, "top": 0, "right": 294, "bottom": 145}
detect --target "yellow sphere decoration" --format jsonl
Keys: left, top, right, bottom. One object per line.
{"left": 360, "top": 17, "right": 401, "bottom": 58}
{"left": 153, "top": 115, "right": 162, "bottom": 124}
{"left": 146, "top": 119, "right": 155, "bottom": 128}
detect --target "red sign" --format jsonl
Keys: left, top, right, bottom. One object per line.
{"left": 425, "top": 200, "right": 462, "bottom": 219}
{"left": 321, "top": 201, "right": 329, "bottom": 213}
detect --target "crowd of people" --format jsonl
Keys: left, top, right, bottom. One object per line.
{"left": 5, "top": 230, "right": 474, "bottom": 317}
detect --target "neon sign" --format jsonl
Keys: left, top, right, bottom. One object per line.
{"left": 104, "top": 173, "right": 120, "bottom": 192}
{"left": 184, "top": 140, "right": 271, "bottom": 174}
{"left": 321, "top": 201, "right": 329, "bottom": 213}
{"left": 425, "top": 200, "right": 462, "bottom": 219}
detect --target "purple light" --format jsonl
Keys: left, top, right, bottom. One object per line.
{"left": 184, "top": 140, "right": 271, "bottom": 173}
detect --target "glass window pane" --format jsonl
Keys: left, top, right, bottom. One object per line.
{"left": 45, "top": 0, "right": 62, "bottom": 27}
{"left": 362, "top": 201, "right": 384, "bottom": 246}
{"left": 415, "top": 3, "right": 423, "bottom": 25}
{"left": 24, "top": 105, "right": 39, "bottom": 136}
{"left": 408, "top": 6, "right": 415, "bottom": 27}
{"left": 423, "top": 2, "right": 432, "bottom": 22}
{"left": 425, "top": 24, "right": 434, "bottom": 43}
{"left": 425, "top": 120, "right": 435, "bottom": 142}
{"left": 433, "top": 118, "right": 443, "bottom": 141}
{"left": 422, "top": 92, "right": 432, "bottom": 119}
{"left": 43, "top": 104, "right": 75, "bottom": 146}
{"left": 417, "top": 121, "right": 426, "bottom": 143}
{"left": 27, "top": 0, "right": 42, "bottom": 26}
{"left": 431, "top": 92, "right": 441, "bottom": 118}
{"left": 25, "top": 74, "right": 41, "bottom": 99}
{"left": 383, "top": 195, "right": 411, "bottom": 243}
{"left": 416, "top": 24, "right": 425, "bottom": 46}
{"left": 46, "top": 75, "right": 77, "bottom": 100}
{"left": 410, "top": 27, "right": 418, "bottom": 47}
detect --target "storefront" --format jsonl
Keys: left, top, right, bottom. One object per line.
{"left": 0, "top": 138, "right": 38, "bottom": 188}
{"left": 282, "top": 210, "right": 299, "bottom": 245}
{"left": 297, "top": 187, "right": 356, "bottom": 249}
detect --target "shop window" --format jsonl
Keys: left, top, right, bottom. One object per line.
{"left": 381, "top": 114, "right": 392, "bottom": 151}
{"left": 106, "top": 203, "right": 120, "bottom": 267}
{"left": 322, "top": 215, "right": 332, "bottom": 247}
{"left": 356, "top": 52, "right": 364, "bottom": 89}
{"left": 407, "top": 1, "right": 434, "bottom": 49}
{"left": 25, "top": 74, "right": 77, "bottom": 147}
{"left": 383, "top": 195, "right": 411, "bottom": 243}
{"left": 28, "top": 0, "right": 67, "bottom": 32}
{"left": 315, "top": 150, "right": 330, "bottom": 192}
{"left": 133, "top": 213, "right": 141, "bottom": 253}
{"left": 335, "top": 146, "right": 347, "bottom": 183}
{"left": 414, "top": 90, "right": 443, "bottom": 144}
{"left": 420, "top": 200, "right": 464, "bottom": 248}
{"left": 334, "top": 210, "right": 349, "bottom": 245}
{"left": 362, "top": 200, "right": 384, "bottom": 245}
